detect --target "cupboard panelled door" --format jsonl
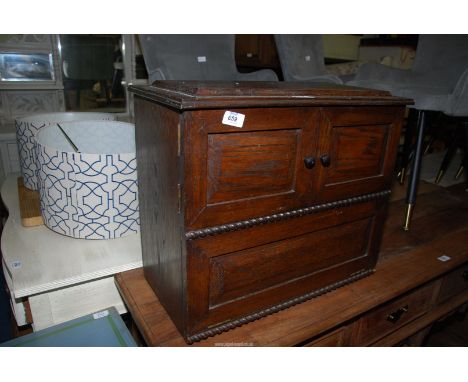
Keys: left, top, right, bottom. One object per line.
{"left": 316, "top": 107, "right": 404, "bottom": 202}
{"left": 184, "top": 108, "right": 320, "bottom": 229}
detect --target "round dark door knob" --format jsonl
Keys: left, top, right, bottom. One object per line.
{"left": 304, "top": 157, "right": 316, "bottom": 169}
{"left": 320, "top": 154, "right": 331, "bottom": 167}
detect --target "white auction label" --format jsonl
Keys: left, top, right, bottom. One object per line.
{"left": 93, "top": 310, "right": 109, "bottom": 319}
{"left": 437, "top": 255, "right": 451, "bottom": 262}
{"left": 222, "top": 111, "right": 245, "bottom": 128}
{"left": 197, "top": 56, "right": 207, "bottom": 63}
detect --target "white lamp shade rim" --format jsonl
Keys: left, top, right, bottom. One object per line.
{"left": 36, "top": 121, "right": 136, "bottom": 155}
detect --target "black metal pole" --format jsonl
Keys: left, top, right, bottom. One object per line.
{"left": 463, "top": 121, "right": 468, "bottom": 191}
{"left": 404, "top": 110, "right": 427, "bottom": 231}
{"left": 398, "top": 109, "right": 418, "bottom": 184}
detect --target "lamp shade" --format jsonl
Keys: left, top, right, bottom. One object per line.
{"left": 36, "top": 120, "right": 139, "bottom": 240}
{"left": 15, "top": 112, "right": 116, "bottom": 190}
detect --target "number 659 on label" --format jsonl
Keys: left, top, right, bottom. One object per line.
{"left": 222, "top": 111, "right": 245, "bottom": 128}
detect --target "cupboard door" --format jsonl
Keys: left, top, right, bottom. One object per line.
{"left": 184, "top": 107, "right": 320, "bottom": 229}
{"left": 315, "top": 107, "right": 404, "bottom": 202}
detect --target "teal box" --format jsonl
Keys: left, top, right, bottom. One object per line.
{"left": 1, "top": 307, "right": 137, "bottom": 347}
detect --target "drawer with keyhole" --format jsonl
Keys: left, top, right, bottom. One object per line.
{"left": 351, "top": 282, "right": 435, "bottom": 346}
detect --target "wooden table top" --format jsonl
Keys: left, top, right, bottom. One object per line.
{"left": 115, "top": 184, "right": 468, "bottom": 346}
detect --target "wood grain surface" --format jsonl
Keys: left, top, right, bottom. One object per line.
{"left": 17, "top": 177, "right": 43, "bottom": 227}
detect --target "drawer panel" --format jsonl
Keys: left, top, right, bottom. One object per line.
{"left": 184, "top": 107, "right": 320, "bottom": 229}
{"left": 208, "top": 217, "right": 371, "bottom": 307}
{"left": 186, "top": 200, "right": 386, "bottom": 335}
{"left": 352, "top": 282, "right": 435, "bottom": 346}
{"left": 437, "top": 263, "right": 468, "bottom": 303}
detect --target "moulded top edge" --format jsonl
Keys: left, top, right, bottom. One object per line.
{"left": 129, "top": 81, "right": 414, "bottom": 110}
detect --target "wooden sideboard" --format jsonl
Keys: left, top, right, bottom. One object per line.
{"left": 115, "top": 184, "right": 468, "bottom": 346}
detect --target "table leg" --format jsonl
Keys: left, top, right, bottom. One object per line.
{"left": 463, "top": 121, "right": 468, "bottom": 191}
{"left": 399, "top": 109, "right": 418, "bottom": 184}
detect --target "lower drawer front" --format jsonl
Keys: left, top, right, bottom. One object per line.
{"left": 303, "top": 327, "right": 347, "bottom": 347}
{"left": 352, "top": 282, "right": 435, "bottom": 346}
{"left": 437, "top": 263, "right": 468, "bottom": 303}
{"left": 208, "top": 217, "right": 371, "bottom": 307}
{"left": 186, "top": 200, "right": 385, "bottom": 337}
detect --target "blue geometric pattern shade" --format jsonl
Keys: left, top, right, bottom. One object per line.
{"left": 16, "top": 119, "right": 46, "bottom": 190}
{"left": 36, "top": 122, "right": 139, "bottom": 240}
{"left": 15, "top": 112, "right": 115, "bottom": 191}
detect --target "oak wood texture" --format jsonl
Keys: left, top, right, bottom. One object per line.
{"left": 17, "top": 177, "right": 43, "bottom": 227}
{"left": 115, "top": 183, "right": 468, "bottom": 346}
{"left": 130, "top": 81, "right": 411, "bottom": 342}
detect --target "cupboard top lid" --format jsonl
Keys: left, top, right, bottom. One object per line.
{"left": 129, "top": 81, "right": 413, "bottom": 109}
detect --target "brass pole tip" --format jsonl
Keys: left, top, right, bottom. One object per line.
{"left": 403, "top": 204, "right": 414, "bottom": 231}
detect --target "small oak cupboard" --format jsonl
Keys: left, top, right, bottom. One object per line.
{"left": 130, "top": 81, "right": 411, "bottom": 343}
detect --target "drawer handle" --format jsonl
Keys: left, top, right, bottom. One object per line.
{"left": 304, "top": 156, "right": 316, "bottom": 169}
{"left": 463, "top": 270, "right": 468, "bottom": 282}
{"left": 386, "top": 305, "right": 409, "bottom": 324}
{"left": 320, "top": 154, "right": 331, "bottom": 167}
